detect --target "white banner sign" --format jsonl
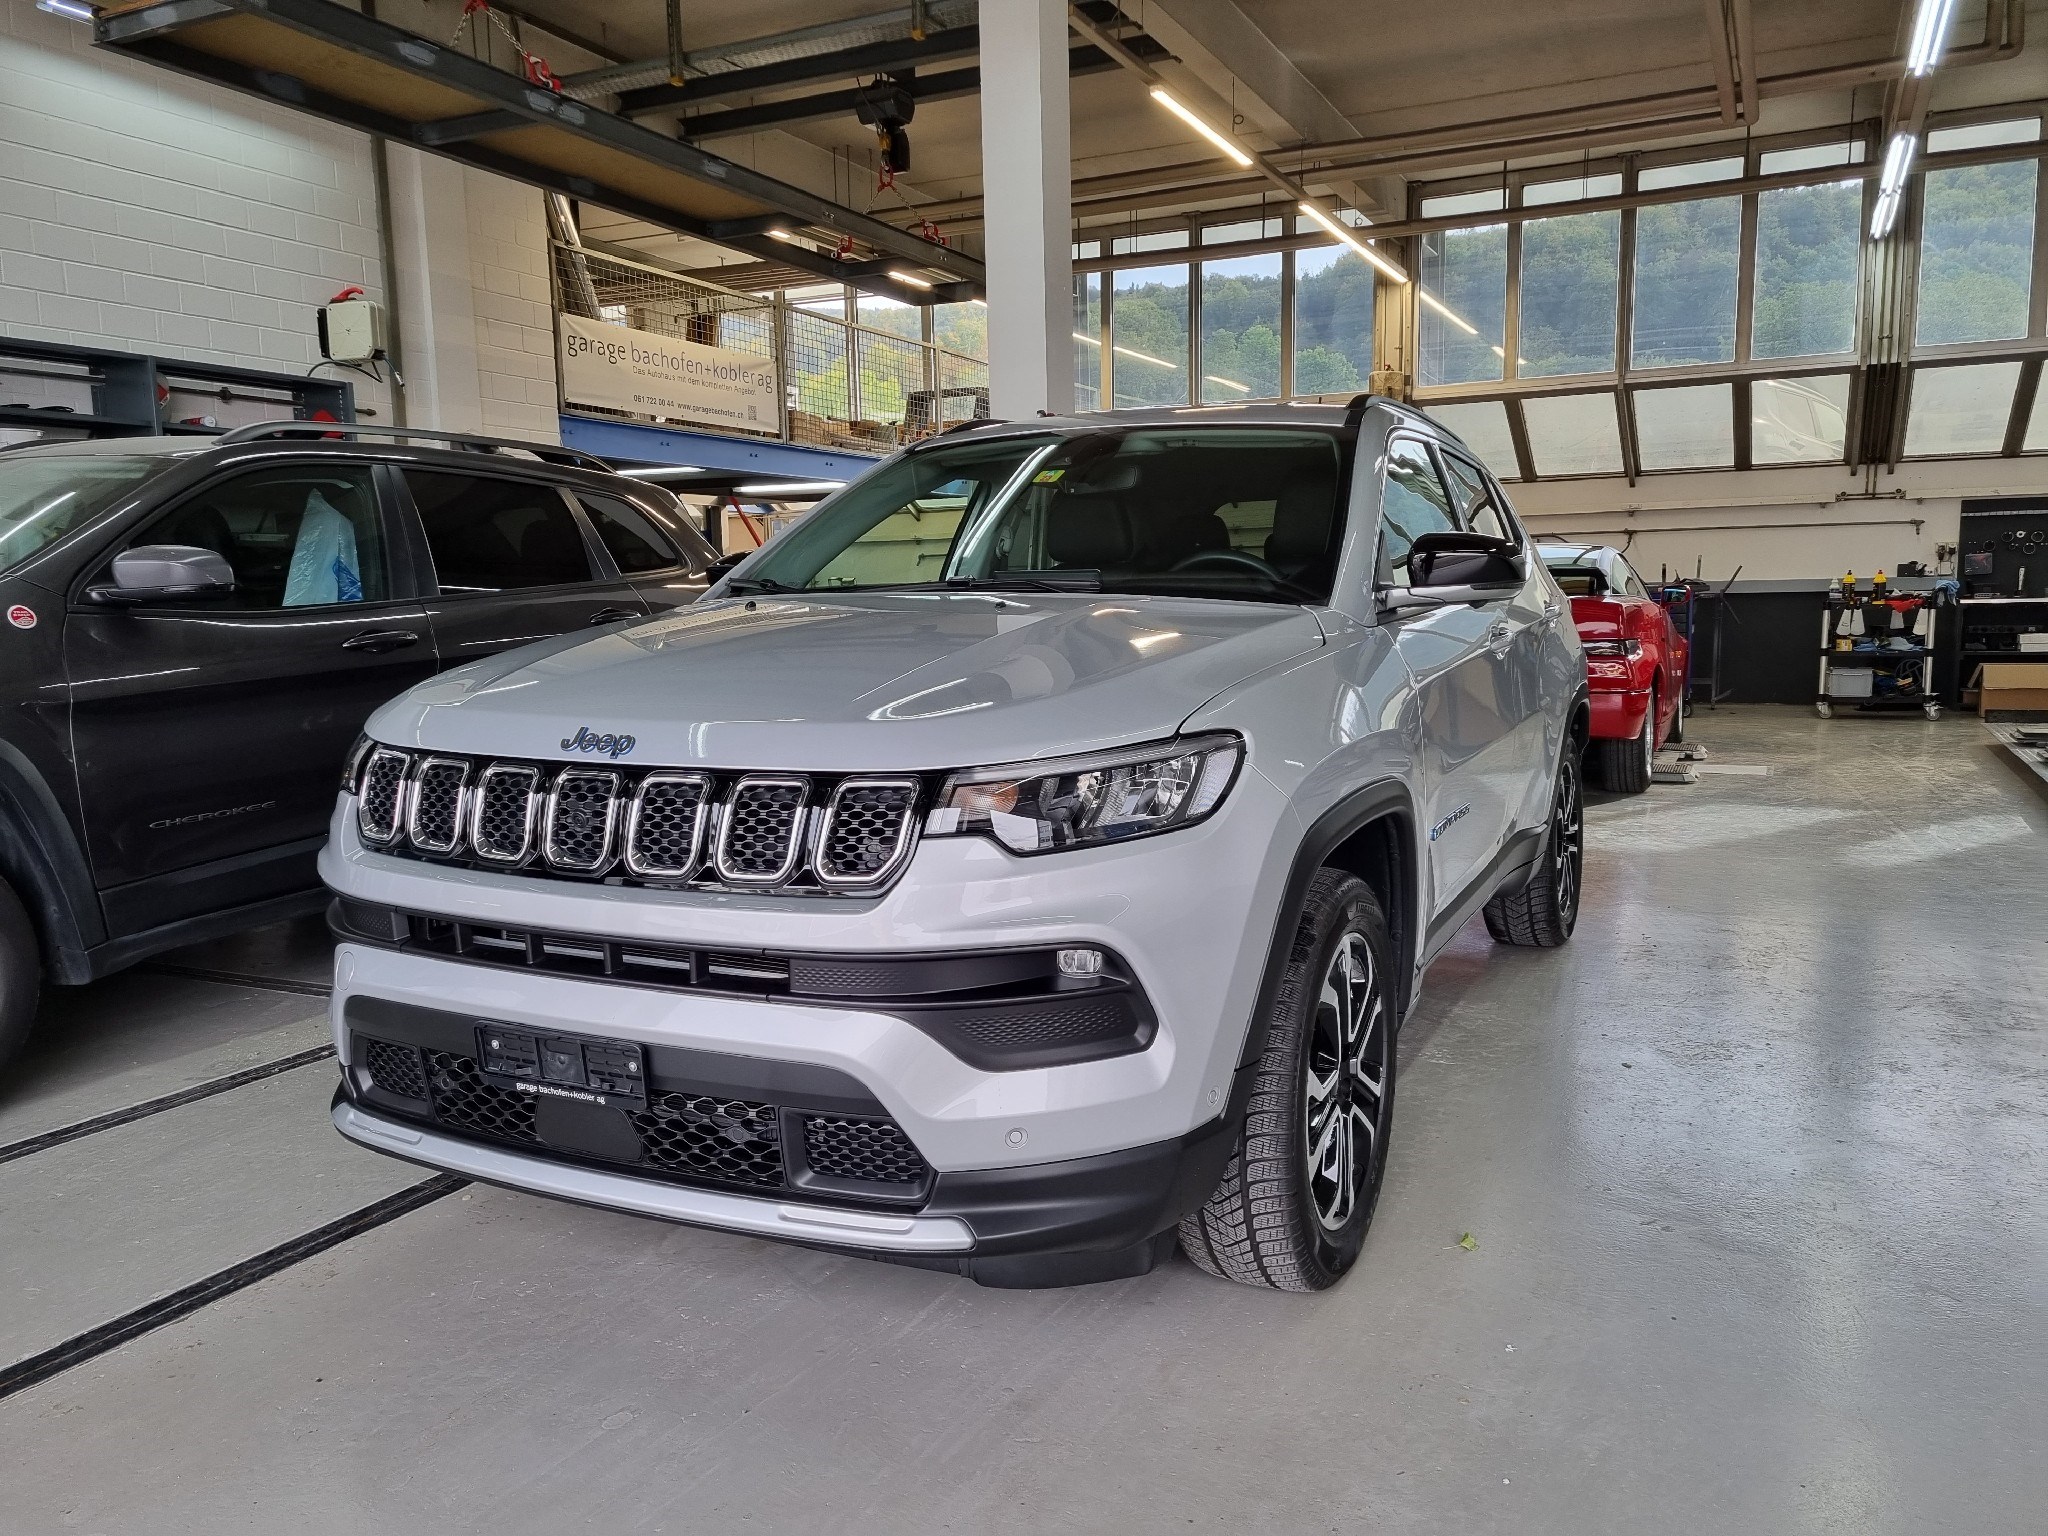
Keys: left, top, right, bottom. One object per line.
{"left": 558, "top": 313, "right": 779, "bottom": 431}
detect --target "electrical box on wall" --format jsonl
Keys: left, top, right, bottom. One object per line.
{"left": 318, "top": 295, "right": 386, "bottom": 365}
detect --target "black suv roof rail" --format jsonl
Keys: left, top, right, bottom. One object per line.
{"left": 214, "top": 420, "right": 615, "bottom": 474}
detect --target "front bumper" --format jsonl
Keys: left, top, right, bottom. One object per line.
{"left": 332, "top": 1062, "right": 1243, "bottom": 1286}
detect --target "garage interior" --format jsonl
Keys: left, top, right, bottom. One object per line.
{"left": 2, "top": 1, "right": 2046, "bottom": 1531}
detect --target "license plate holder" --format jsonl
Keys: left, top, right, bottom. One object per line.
{"left": 475, "top": 1023, "right": 648, "bottom": 1105}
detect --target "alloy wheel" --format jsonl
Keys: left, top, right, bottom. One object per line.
{"left": 1551, "top": 756, "right": 1583, "bottom": 925}
{"left": 1304, "top": 931, "right": 1389, "bottom": 1234}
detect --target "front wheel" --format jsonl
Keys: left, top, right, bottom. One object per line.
{"left": 1180, "top": 870, "right": 1395, "bottom": 1292}
{"left": 1483, "top": 747, "right": 1583, "bottom": 948}
{"left": 0, "top": 877, "right": 41, "bottom": 1076}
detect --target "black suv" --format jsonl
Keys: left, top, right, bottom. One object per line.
{"left": 0, "top": 423, "right": 715, "bottom": 1069}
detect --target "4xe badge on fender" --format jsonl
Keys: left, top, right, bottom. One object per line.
{"left": 560, "top": 725, "right": 636, "bottom": 758}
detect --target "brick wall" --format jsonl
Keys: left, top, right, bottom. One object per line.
{"left": 0, "top": 1, "right": 392, "bottom": 421}
{"left": 463, "top": 169, "right": 558, "bottom": 443}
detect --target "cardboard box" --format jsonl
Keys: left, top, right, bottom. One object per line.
{"left": 1978, "top": 662, "right": 2048, "bottom": 715}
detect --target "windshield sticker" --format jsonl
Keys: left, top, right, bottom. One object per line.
{"left": 1031, "top": 468, "right": 1065, "bottom": 484}
{"left": 6, "top": 605, "right": 34, "bottom": 630}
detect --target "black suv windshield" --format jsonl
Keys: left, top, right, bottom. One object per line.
{"left": 730, "top": 426, "right": 1353, "bottom": 605}
{"left": 0, "top": 454, "right": 169, "bottom": 578}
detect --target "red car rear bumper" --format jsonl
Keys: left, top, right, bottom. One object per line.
{"left": 1588, "top": 684, "right": 1653, "bottom": 741}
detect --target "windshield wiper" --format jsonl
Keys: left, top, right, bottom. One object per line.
{"left": 723, "top": 576, "right": 797, "bottom": 594}
{"left": 943, "top": 571, "right": 1101, "bottom": 593}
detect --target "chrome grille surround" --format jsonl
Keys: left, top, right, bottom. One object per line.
{"left": 357, "top": 747, "right": 412, "bottom": 846}
{"left": 469, "top": 764, "right": 540, "bottom": 864}
{"left": 814, "top": 777, "right": 921, "bottom": 888}
{"left": 355, "top": 751, "right": 921, "bottom": 894}
{"left": 543, "top": 768, "right": 622, "bottom": 872}
{"left": 404, "top": 757, "right": 470, "bottom": 855}
{"left": 624, "top": 771, "right": 713, "bottom": 878}
{"left": 713, "top": 775, "right": 809, "bottom": 885}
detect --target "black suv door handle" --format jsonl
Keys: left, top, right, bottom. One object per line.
{"left": 586, "top": 607, "right": 640, "bottom": 626}
{"left": 340, "top": 629, "right": 422, "bottom": 654}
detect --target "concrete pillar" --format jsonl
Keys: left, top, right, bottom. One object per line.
{"left": 978, "top": 0, "right": 1073, "bottom": 417}
{"left": 381, "top": 144, "right": 484, "bottom": 434}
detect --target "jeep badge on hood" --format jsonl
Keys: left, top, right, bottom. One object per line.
{"left": 561, "top": 726, "right": 636, "bottom": 758}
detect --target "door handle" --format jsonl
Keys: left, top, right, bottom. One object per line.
{"left": 1538, "top": 600, "right": 1563, "bottom": 629}
{"left": 586, "top": 607, "right": 640, "bottom": 627}
{"left": 340, "top": 629, "right": 422, "bottom": 654}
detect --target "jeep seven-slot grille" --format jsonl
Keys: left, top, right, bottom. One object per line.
{"left": 406, "top": 759, "right": 467, "bottom": 854}
{"left": 354, "top": 750, "right": 920, "bottom": 893}
{"left": 357, "top": 1037, "right": 932, "bottom": 1200}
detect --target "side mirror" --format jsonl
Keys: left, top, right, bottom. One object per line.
{"left": 1379, "top": 531, "right": 1525, "bottom": 611}
{"left": 90, "top": 545, "right": 236, "bottom": 606}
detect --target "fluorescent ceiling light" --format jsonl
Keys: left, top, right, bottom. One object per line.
{"left": 1906, "top": 0, "right": 1959, "bottom": 75}
{"left": 1112, "top": 344, "right": 1176, "bottom": 369}
{"left": 1203, "top": 375, "right": 1251, "bottom": 393}
{"left": 37, "top": 0, "right": 94, "bottom": 18}
{"left": 1870, "top": 130, "right": 1917, "bottom": 238}
{"left": 735, "top": 480, "right": 846, "bottom": 496}
{"left": 766, "top": 227, "right": 801, "bottom": 243}
{"left": 889, "top": 270, "right": 934, "bottom": 289}
{"left": 1297, "top": 202, "right": 1409, "bottom": 285}
{"left": 1149, "top": 88, "right": 1254, "bottom": 168}
{"left": 620, "top": 464, "right": 705, "bottom": 480}
{"left": 1074, "top": 331, "right": 1102, "bottom": 346}
{"left": 1418, "top": 287, "right": 1479, "bottom": 336}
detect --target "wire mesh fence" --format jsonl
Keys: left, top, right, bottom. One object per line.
{"left": 551, "top": 242, "right": 990, "bottom": 454}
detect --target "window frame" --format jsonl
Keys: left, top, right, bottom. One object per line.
{"left": 390, "top": 464, "right": 619, "bottom": 600}
{"left": 1375, "top": 431, "right": 1468, "bottom": 586}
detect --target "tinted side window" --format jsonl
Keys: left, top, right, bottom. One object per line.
{"left": 1378, "top": 438, "right": 1459, "bottom": 582}
{"left": 128, "top": 463, "right": 387, "bottom": 609}
{"left": 405, "top": 471, "right": 593, "bottom": 592}
{"left": 578, "top": 493, "right": 680, "bottom": 574}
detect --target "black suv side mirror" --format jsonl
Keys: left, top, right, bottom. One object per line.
{"left": 1380, "top": 531, "right": 1526, "bottom": 611}
{"left": 89, "top": 545, "right": 237, "bottom": 606}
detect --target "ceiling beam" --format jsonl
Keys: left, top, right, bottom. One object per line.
{"left": 618, "top": 31, "right": 979, "bottom": 118}
{"left": 677, "top": 38, "right": 1167, "bottom": 142}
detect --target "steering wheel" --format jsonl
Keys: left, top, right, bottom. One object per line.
{"left": 1168, "top": 547, "right": 1285, "bottom": 583}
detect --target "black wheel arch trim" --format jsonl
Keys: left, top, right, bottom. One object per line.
{"left": 0, "top": 738, "right": 106, "bottom": 982}
{"left": 1234, "top": 777, "right": 1420, "bottom": 1073}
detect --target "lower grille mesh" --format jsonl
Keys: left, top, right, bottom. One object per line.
{"left": 627, "top": 1094, "right": 784, "bottom": 1188}
{"left": 803, "top": 1116, "right": 931, "bottom": 1185}
{"left": 364, "top": 1039, "right": 428, "bottom": 1100}
{"left": 424, "top": 1051, "right": 537, "bottom": 1143}
{"left": 363, "top": 1037, "right": 930, "bottom": 1201}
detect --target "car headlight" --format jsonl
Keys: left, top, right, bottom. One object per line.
{"left": 925, "top": 734, "right": 1243, "bottom": 854}
{"left": 341, "top": 732, "right": 374, "bottom": 792}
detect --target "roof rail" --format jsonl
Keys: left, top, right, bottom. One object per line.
{"left": 213, "top": 420, "right": 615, "bottom": 474}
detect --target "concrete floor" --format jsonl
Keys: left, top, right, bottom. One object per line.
{"left": 0, "top": 706, "right": 2043, "bottom": 1534}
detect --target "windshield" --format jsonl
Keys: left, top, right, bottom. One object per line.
{"left": 0, "top": 455, "right": 167, "bottom": 577}
{"left": 731, "top": 426, "right": 1353, "bottom": 605}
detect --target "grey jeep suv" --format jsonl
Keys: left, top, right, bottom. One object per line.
{"left": 323, "top": 397, "right": 1589, "bottom": 1291}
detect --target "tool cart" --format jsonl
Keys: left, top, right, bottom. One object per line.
{"left": 1816, "top": 576, "right": 1943, "bottom": 720}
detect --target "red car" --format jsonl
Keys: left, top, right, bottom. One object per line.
{"left": 1538, "top": 544, "right": 1689, "bottom": 793}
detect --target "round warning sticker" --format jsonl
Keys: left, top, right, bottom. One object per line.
{"left": 6, "top": 605, "right": 34, "bottom": 630}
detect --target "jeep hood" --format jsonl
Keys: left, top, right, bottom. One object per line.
{"left": 367, "top": 591, "right": 1324, "bottom": 770}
